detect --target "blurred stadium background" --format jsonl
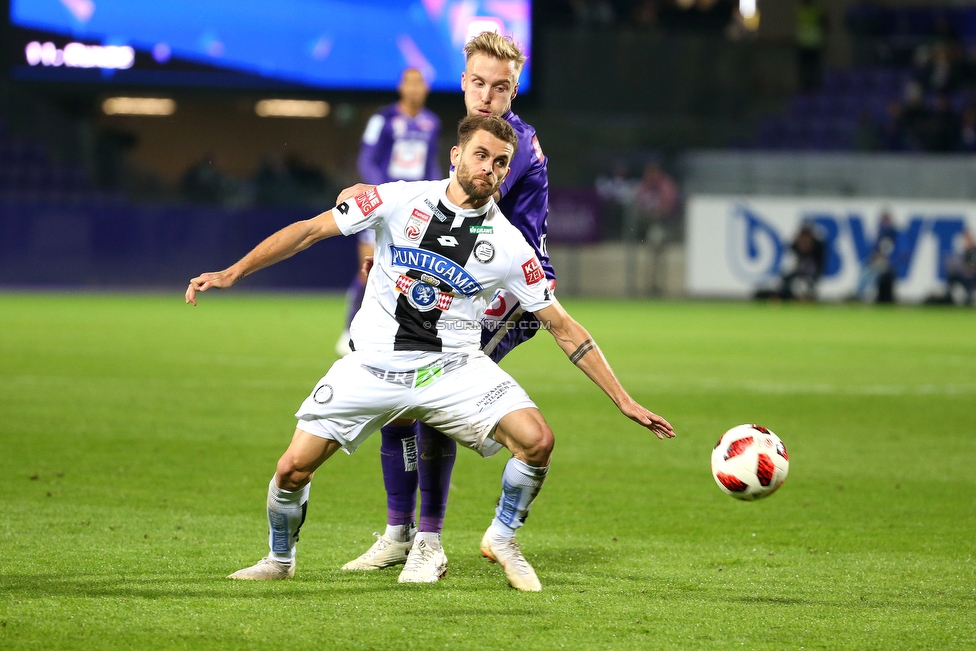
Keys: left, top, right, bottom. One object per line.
{"left": 2, "top": 0, "right": 975, "bottom": 304}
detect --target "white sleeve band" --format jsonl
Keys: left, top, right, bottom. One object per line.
{"left": 362, "top": 115, "right": 385, "bottom": 145}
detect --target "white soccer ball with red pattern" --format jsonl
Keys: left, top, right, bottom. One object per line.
{"left": 710, "top": 424, "right": 789, "bottom": 501}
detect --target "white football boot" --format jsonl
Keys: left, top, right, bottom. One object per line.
{"left": 480, "top": 530, "right": 542, "bottom": 592}
{"left": 341, "top": 532, "right": 412, "bottom": 570}
{"left": 227, "top": 556, "right": 295, "bottom": 580}
{"left": 397, "top": 538, "right": 448, "bottom": 584}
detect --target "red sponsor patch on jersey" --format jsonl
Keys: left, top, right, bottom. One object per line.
{"left": 355, "top": 187, "right": 383, "bottom": 216}
{"left": 521, "top": 258, "right": 545, "bottom": 285}
{"left": 531, "top": 134, "right": 544, "bottom": 162}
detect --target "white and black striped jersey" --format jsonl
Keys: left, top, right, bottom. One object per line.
{"left": 333, "top": 179, "right": 555, "bottom": 353}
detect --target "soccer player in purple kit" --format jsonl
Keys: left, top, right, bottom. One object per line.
{"left": 336, "top": 67, "right": 442, "bottom": 357}
{"left": 339, "top": 32, "right": 557, "bottom": 585}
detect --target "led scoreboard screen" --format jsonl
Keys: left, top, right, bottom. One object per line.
{"left": 8, "top": 0, "right": 532, "bottom": 92}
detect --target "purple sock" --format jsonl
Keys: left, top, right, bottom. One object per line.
{"left": 345, "top": 275, "right": 366, "bottom": 329}
{"left": 417, "top": 423, "right": 457, "bottom": 534}
{"left": 380, "top": 423, "right": 419, "bottom": 527}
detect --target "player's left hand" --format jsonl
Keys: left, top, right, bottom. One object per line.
{"left": 620, "top": 399, "right": 675, "bottom": 440}
{"left": 185, "top": 270, "right": 238, "bottom": 305}
{"left": 336, "top": 183, "right": 375, "bottom": 206}
{"left": 360, "top": 255, "right": 374, "bottom": 277}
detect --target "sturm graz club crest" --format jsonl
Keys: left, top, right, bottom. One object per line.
{"left": 473, "top": 240, "right": 495, "bottom": 264}
{"left": 408, "top": 281, "right": 439, "bottom": 311}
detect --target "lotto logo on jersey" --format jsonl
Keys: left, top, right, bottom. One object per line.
{"left": 404, "top": 208, "right": 431, "bottom": 241}
{"left": 355, "top": 188, "right": 383, "bottom": 216}
{"left": 521, "top": 258, "right": 545, "bottom": 284}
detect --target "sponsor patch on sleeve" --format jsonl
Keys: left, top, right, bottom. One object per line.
{"left": 531, "top": 135, "right": 544, "bottom": 162}
{"left": 521, "top": 258, "right": 545, "bottom": 285}
{"left": 354, "top": 187, "right": 383, "bottom": 216}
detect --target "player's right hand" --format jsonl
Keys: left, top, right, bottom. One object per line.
{"left": 336, "top": 183, "right": 375, "bottom": 206}
{"left": 185, "top": 270, "right": 238, "bottom": 305}
{"left": 620, "top": 399, "right": 675, "bottom": 440}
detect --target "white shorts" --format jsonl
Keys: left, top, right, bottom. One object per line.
{"left": 295, "top": 350, "right": 536, "bottom": 458}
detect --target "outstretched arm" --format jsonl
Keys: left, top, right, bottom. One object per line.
{"left": 534, "top": 299, "right": 675, "bottom": 440}
{"left": 185, "top": 209, "right": 341, "bottom": 305}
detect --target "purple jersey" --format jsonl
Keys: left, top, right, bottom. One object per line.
{"left": 358, "top": 103, "right": 441, "bottom": 184}
{"left": 497, "top": 110, "right": 554, "bottom": 281}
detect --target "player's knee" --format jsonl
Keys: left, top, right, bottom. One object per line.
{"left": 275, "top": 455, "right": 312, "bottom": 491}
{"left": 522, "top": 422, "right": 554, "bottom": 466}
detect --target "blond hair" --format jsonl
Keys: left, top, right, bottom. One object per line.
{"left": 463, "top": 31, "right": 526, "bottom": 75}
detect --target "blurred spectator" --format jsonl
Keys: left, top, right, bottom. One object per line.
{"left": 931, "top": 11, "right": 962, "bottom": 51}
{"left": 959, "top": 106, "right": 976, "bottom": 152}
{"left": 571, "top": 0, "right": 617, "bottom": 28}
{"left": 538, "top": 0, "right": 576, "bottom": 25}
{"left": 631, "top": 161, "right": 681, "bottom": 244}
{"left": 658, "top": 0, "right": 734, "bottom": 34}
{"left": 925, "top": 93, "right": 961, "bottom": 152}
{"left": 879, "top": 100, "right": 907, "bottom": 151}
{"left": 595, "top": 159, "right": 638, "bottom": 240}
{"left": 845, "top": 0, "right": 886, "bottom": 65}
{"left": 253, "top": 154, "right": 298, "bottom": 206}
{"left": 852, "top": 109, "right": 882, "bottom": 151}
{"left": 700, "top": 0, "right": 735, "bottom": 33}
{"left": 632, "top": 0, "right": 661, "bottom": 29}
{"left": 935, "top": 230, "right": 976, "bottom": 305}
{"left": 181, "top": 151, "right": 236, "bottom": 203}
{"left": 94, "top": 126, "right": 137, "bottom": 191}
{"left": 899, "top": 82, "right": 931, "bottom": 151}
{"left": 595, "top": 159, "right": 638, "bottom": 204}
{"left": 778, "top": 222, "right": 826, "bottom": 300}
{"left": 849, "top": 210, "right": 898, "bottom": 303}
{"left": 285, "top": 153, "right": 333, "bottom": 201}
{"left": 796, "top": 0, "right": 828, "bottom": 91}
{"left": 914, "top": 43, "right": 964, "bottom": 95}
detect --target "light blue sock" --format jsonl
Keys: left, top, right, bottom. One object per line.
{"left": 267, "top": 476, "right": 310, "bottom": 564}
{"left": 488, "top": 457, "right": 548, "bottom": 541}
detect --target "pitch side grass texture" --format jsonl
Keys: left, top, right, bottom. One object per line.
{"left": 1, "top": 293, "right": 974, "bottom": 650}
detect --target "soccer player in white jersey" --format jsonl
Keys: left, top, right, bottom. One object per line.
{"left": 186, "top": 115, "right": 674, "bottom": 591}
{"left": 340, "top": 33, "right": 559, "bottom": 582}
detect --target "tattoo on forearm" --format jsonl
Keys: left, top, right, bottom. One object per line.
{"left": 569, "top": 339, "right": 596, "bottom": 365}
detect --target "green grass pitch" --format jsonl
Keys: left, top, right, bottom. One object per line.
{"left": 1, "top": 292, "right": 974, "bottom": 650}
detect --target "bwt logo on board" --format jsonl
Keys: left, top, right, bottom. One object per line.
{"left": 726, "top": 204, "right": 968, "bottom": 282}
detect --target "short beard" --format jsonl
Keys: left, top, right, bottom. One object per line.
{"left": 456, "top": 167, "right": 499, "bottom": 201}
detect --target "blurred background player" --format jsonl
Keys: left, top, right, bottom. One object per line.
{"left": 340, "top": 32, "right": 556, "bottom": 582}
{"left": 336, "top": 67, "right": 442, "bottom": 357}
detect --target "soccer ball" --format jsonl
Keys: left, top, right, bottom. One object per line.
{"left": 711, "top": 424, "right": 789, "bottom": 501}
